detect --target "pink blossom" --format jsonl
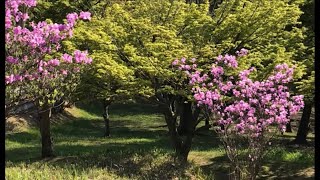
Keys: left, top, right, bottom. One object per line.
{"left": 6, "top": 74, "right": 15, "bottom": 84}
{"left": 62, "top": 53, "right": 73, "bottom": 63}
{"left": 181, "top": 58, "right": 186, "bottom": 64}
{"left": 6, "top": 56, "right": 18, "bottom": 64}
{"left": 172, "top": 59, "right": 178, "bottom": 65}
{"left": 48, "top": 59, "right": 60, "bottom": 66}
{"left": 61, "top": 69, "right": 68, "bottom": 75}
{"left": 173, "top": 53, "right": 304, "bottom": 138}
{"left": 66, "top": 13, "right": 79, "bottom": 26}
{"left": 79, "top": 11, "right": 91, "bottom": 20}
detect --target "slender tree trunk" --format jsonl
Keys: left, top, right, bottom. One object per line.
{"left": 293, "top": 101, "right": 312, "bottom": 144}
{"left": 205, "top": 117, "right": 209, "bottom": 126}
{"left": 230, "top": 166, "right": 241, "bottom": 180}
{"left": 38, "top": 104, "right": 54, "bottom": 158}
{"left": 163, "top": 104, "right": 182, "bottom": 156}
{"left": 5, "top": 106, "right": 11, "bottom": 120}
{"left": 103, "top": 100, "right": 112, "bottom": 137}
{"left": 285, "top": 120, "right": 292, "bottom": 133}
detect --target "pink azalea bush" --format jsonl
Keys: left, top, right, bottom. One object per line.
{"left": 172, "top": 49, "right": 304, "bottom": 179}
{"left": 5, "top": 0, "right": 92, "bottom": 110}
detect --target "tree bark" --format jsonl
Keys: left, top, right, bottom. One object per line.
{"left": 103, "top": 100, "right": 112, "bottom": 137}
{"left": 205, "top": 117, "right": 210, "bottom": 126}
{"left": 163, "top": 101, "right": 200, "bottom": 163}
{"left": 230, "top": 166, "right": 242, "bottom": 180}
{"left": 163, "top": 103, "right": 182, "bottom": 156}
{"left": 285, "top": 120, "right": 292, "bottom": 133}
{"left": 178, "top": 102, "right": 193, "bottom": 135}
{"left": 293, "top": 101, "right": 312, "bottom": 144}
{"left": 177, "top": 102, "right": 195, "bottom": 162}
{"left": 38, "top": 104, "right": 54, "bottom": 158}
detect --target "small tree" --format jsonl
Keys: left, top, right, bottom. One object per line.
{"left": 5, "top": 0, "right": 92, "bottom": 158}
{"left": 174, "top": 50, "right": 304, "bottom": 179}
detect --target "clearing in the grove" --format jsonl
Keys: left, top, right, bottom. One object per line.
{"left": 6, "top": 103, "right": 315, "bottom": 180}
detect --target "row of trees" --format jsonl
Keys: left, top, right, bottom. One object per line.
{"left": 68, "top": 0, "right": 313, "bottom": 154}
{"left": 5, "top": 0, "right": 314, "bottom": 179}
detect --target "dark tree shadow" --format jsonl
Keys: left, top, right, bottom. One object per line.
{"left": 6, "top": 103, "right": 314, "bottom": 179}
{"left": 75, "top": 102, "right": 161, "bottom": 117}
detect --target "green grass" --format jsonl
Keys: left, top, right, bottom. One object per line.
{"left": 5, "top": 103, "right": 315, "bottom": 180}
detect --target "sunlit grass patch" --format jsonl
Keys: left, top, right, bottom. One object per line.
{"left": 5, "top": 103, "right": 314, "bottom": 179}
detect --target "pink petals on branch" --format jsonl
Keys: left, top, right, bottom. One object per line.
{"left": 79, "top": 12, "right": 91, "bottom": 20}
{"left": 62, "top": 53, "right": 73, "bottom": 63}
{"left": 66, "top": 13, "right": 79, "bottom": 27}
{"left": 48, "top": 59, "right": 60, "bottom": 66}
{"left": 5, "top": 0, "right": 93, "bottom": 86}
{"left": 172, "top": 49, "right": 304, "bottom": 137}
{"left": 6, "top": 56, "right": 18, "bottom": 64}
{"left": 74, "top": 50, "right": 92, "bottom": 64}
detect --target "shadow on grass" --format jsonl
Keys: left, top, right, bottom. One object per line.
{"left": 51, "top": 118, "right": 169, "bottom": 139}
{"left": 75, "top": 102, "right": 162, "bottom": 117}
{"left": 6, "top": 131, "right": 314, "bottom": 180}
{"left": 6, "top": 102, "right": 314, "bottom": 179}
{"left": 6, "top": 131, "right": 40, "bottom": 144}
{"left": 6, "top": 137, "right": 191, "bottom": 179}
{"left": 6, "top": 118, "right": 223, "bottom": 179}
{"left": 199, "top": 145, "right": 314, "bottom": 180}
{"left": 272, "top": 135, "right": 315, "bottom": 148}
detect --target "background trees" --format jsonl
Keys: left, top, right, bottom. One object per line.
{"left": 292, "top": 0, "right": 314, "bottom": 145}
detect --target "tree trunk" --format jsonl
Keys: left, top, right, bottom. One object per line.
{"left": 163, "top": 101, "right": 200, "bottom": 163}
{"left": 177, "top": 102, "right": 195, "bottom": 162}
{"left": 285, "top": 120, "right": 292, "bottom": 133}
{"left": 205, "top": 117, "right": 210, "bottom": 126}
{"left": 178, "top": 102, "right": 193, "bottom": 135}
{"left": 293, "top": 101, "right": 312, "bottom": 144}
{"left": 230, "top": 165, "right": 242, "bottom": 180}
{"left": 103, "top": 100, "right": 112, "bottom": 137}
{"left": 38, "top": 104, "right": 54, "bottom": 158}
{"left": 163, "top": 104, "right": 182, "bottom": 157}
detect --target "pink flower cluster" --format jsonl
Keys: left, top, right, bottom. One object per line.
{"left": 236, "top": 48, "right": 249, "bottom": 57}
{"left": 5, "top": 0, "right": 93, "bottom": 85}
{"left": 172, "top": 50, "right": 304, "bottom": 136}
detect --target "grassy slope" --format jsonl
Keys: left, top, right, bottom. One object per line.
{"left": 5, "top": 103, "right": 314, "bottom": 180}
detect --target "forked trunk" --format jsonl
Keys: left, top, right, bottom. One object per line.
{"left": 163, "top": 101, "right": 199, "bottom": 163}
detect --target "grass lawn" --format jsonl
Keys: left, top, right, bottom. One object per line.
{"left": 5, "top": 103, "right": 315, "bottom": 180}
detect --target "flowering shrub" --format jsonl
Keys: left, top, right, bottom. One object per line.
{"left": 173, "top": 49, "right": 304, "bottom": 179}
{"left": 5, "top": 0, "right": 92, "bottom": 110}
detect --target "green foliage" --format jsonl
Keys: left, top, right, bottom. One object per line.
{"left": 71, "top": 0, "right": 307, "bottom": 102}
{"left": 293, "top": 0, "right": 314, "bottom": 101}
{"left": 34, "top": 0, "right": 313, "bottom": 103}
{"left": 67, "top": 0, "right": 210, "bottom": 102}
{"left": 32, "top": 0, "right": 110, "bottom": 22}
{"left": 295, "top": 71, "right": 314, "bottom": 101}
